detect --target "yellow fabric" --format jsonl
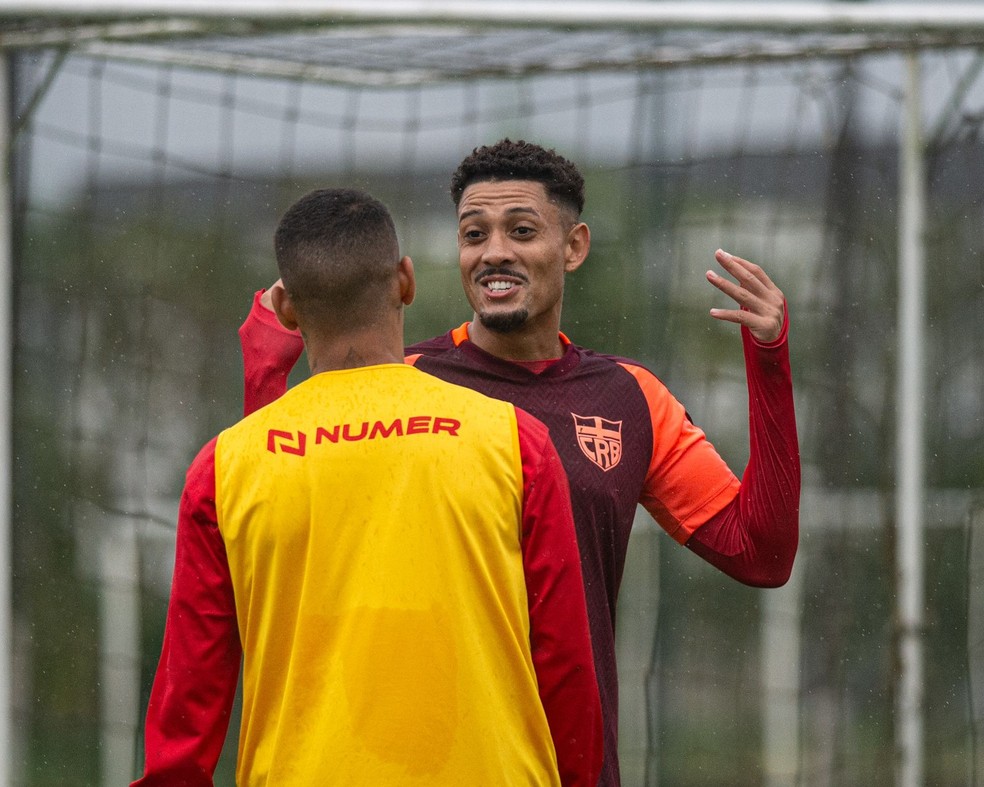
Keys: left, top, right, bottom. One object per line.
{"left": 214, "top": 364, "right": 559, "bottom": 786}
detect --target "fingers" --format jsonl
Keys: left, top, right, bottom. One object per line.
{"left": 706, "top": 249, "right": 785, "bottom": 343}
{"left": 708, "top": 250, "right": 775, "bottom": 299}
{"left": 259, "top": 279, "right": 284, "bottom": 313}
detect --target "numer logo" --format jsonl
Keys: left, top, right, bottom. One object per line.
{"left": 267, "top": 429, "right": 306, "bottom": 455}
{"left": 572, "top": 413, "right": 623, "bottom": 472}
{"left": 267, "top": 416, "right": 461, "bottom": 456}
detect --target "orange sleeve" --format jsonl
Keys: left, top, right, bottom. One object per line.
{"left": 516, "top": 409, "right": 603, "bottom": 787}
{"left": 619, "top": 363, "right": 740, "bottom": 543}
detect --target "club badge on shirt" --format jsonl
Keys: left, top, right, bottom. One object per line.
{"left": 572, "top": 414, "right": 623, "bottom": 472}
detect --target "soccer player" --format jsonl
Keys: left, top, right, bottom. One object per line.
{"left": 239, "top": 140, "right": 800, "bottom": 786}
{"left": 133, "top": 188, "right": 602, "bottom": 786}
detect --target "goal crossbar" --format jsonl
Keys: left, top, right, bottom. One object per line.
{"left": 3, "top": 1, "right": 984, "bottom": 40}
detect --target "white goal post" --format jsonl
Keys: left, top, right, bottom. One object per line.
{"left": 2, "top": 4, "right": 984, "bottom": 786}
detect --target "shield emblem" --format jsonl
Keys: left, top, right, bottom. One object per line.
{"left": 572, "top": 413, "right": 622, "bottom": 472}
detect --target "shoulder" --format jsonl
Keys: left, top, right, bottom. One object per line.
{"left": 514, "top": 406, "right": 551, "bottom": 447}
{"left": 568, "top": 346, "right": 686, "bottom": 428}
{"left": 513, "top": 407, "right": 563, "bottom": 484}
{"left": 187, "top": 436, "right": 219, "bottom": 479}
{"left": 574, "top": 345, "right": 668, "bottom": 387}
{"left": 405, "top": 329, "right": 458, "bottom": 359}
{"left": 181, "top": 437, "right": 219, "bottom": 524}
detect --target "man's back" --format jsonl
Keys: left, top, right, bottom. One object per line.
{"left": 216, "top": 363, "right": 594, "bottom": 784}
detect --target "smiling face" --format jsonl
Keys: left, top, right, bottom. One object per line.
{"left": 456, "top": 179, "right": 589, "bottom": 359}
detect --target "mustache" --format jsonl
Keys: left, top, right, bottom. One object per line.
{"left": 475, "top": 267, "right": 529, "bottom": 284}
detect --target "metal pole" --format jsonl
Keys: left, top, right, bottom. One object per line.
{"left": 895, "top": 50, "right": 926, "bottom": 787}
{"left": 762, "top": 559, "right": 804, "bottom": 787}
{"left": 0, "top": 51, "right": 13, "bottom": 787}
{"left": 1, "top": 1, "right": 984, "bottom": 32}
{"left": 969, "top": 505, "right": 984, "bottom": 784}
{"left": 98, "top": 522, "right": 140, "bottom": 787}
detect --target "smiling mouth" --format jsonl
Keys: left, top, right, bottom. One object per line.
{"left": 476, "top": 268, "right": 527, "bottom": 294}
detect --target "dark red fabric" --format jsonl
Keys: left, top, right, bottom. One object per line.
{"left": 685, "top": 318, "right": 800, "bottom": 586}
{"left": 517, "top": 408, "right": 604, "bottom": 786}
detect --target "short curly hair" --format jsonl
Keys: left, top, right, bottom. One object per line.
{"left": 450, "top": 138, "right": 585, "bottom": 217}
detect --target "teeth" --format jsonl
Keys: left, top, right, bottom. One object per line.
{"left": 487, "top": 281, "right": 514, "bottom": 291}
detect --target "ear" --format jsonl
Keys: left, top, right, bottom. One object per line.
{"left": 397, "top": 255, "right": 416, "bottom": 306}
{"left": 564, "top": 222, "right": 590, "bottom": 273}
{"left": 270, "top": 283, "right": 299, "bottom": 331}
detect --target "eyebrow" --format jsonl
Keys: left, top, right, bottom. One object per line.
{"left": 458, "top": 205, "right": 541, "bottom": 222}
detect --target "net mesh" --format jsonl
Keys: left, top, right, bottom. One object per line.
{"left": 9, "top": 20, "right": 984, "bottom": 786}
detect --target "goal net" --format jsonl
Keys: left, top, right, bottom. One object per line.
{"left": 6, "top": 6, "right": 984, "bottom": 785}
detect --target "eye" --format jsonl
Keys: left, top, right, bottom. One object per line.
{"left": 513, "top": 225, "right": 535, "bottom": 238}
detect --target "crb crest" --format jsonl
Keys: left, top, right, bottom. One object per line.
{"left": 572, "top": 413, "right": 622, "bottom": 472}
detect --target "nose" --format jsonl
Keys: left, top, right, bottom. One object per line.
{"left": 481, "top": 229, "right": 513, "bottom": 266}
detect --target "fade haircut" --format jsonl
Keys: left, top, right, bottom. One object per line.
{"left": 450, "top": 138, "right": 585, "bottom": 219}
{"left": 274, "top": 188, "right": 400, "bottom": 327}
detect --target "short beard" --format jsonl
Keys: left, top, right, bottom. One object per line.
{"left": 478, "top": 308, "right": 529, "bottom": 334}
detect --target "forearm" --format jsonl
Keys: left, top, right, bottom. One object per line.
{"left": 133, "top": 442, "right": 242, "bottom": 785}
{"left": 239, "top": 289, "right": 304, "bottom": 416}
{"left": 686, "top": 316, "right": 800, "bottom": 586}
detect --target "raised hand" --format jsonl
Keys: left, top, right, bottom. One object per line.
{"left": 706, "top": 249, "right": 785, "bottom": 343}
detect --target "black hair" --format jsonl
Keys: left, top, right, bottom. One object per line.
{"left": 274, "top": 188, "right": 399, "bottom": 325}
{"left": 450, "top": 138, "right": 585, "bottom": 217}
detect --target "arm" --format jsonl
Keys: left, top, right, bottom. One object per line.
{"left": 685, "top": 312, "right": 799, "bottom": 586}
{"left": 516, "top": 409, "right": 603, "bottom": 787}
{"left": 686, "top": 251, "right": 799, "bottom": 586}
{"left": 131, "top": 439, "right": 242, "bottom": 786}
{"left": 239, "top": 284, "right": 304, "bottom": 416}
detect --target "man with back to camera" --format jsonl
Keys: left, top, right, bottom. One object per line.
{"left": 239, "top": 140, "right": 801, "bottom": 785}
{"left": 133, "top": 187, "right": 602, "bottom": 786}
